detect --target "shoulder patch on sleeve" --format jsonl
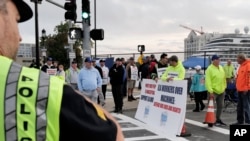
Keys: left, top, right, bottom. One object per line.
{"left": 92, "top": 103, "right": 107, "bottom": 121}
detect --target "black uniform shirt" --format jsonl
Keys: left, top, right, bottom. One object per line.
{"left": 59, "top": 85, "right": 117, "bottom": 141}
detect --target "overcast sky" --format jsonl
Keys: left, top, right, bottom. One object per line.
{"left": 19, "top": 0, "right": 250, "bottom": 58}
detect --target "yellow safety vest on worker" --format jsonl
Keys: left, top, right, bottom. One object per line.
{"left": 137, "top": 54, "right": 144, "bottom": 65}
{"left": 0, "top": 55, "right": 64, "bottom": 141}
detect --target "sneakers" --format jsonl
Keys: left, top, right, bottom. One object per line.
{"left": 214, "top": 120, "right": 227, "bottom": 126}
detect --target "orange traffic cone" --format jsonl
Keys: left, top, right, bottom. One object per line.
{"left": 203, "top": 97, "right": 216, "bottom": 127}
{"left": 177, "top": 123, "right": 192, "bottom": 137}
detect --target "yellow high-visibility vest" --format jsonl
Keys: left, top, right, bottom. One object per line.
{"left": 137, "top": 54, "right": 144, "bottom": 65}
{"left": 0, "top": 55, "right": 64, "bottom": 141}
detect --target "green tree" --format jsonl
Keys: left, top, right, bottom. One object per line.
{"left": 74, "top": 40, "right": 83, "bottom": 68}
{"left": 43, "top": 22, "right": 70, "bottom": 69}
{"left": 41, "top": 21, "right": 85, "bottom": 69}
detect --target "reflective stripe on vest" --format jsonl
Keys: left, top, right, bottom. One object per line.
{"left": 0, "top": 56, "right": 64, "bottom": 141}
{"left": 0, "top": 56, "right": 11, "bottom": 141}
{"left": 46, "top": 76, "right": 63, "bottom": 141}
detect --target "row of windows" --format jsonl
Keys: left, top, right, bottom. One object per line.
{"left": 207, "top": 39, "right": 233, "bottom": 44}
{"left": 206, "top": 43, "right": 250, "bottom": 47}
{"left": 17, "top": 44, "right": 34, "bottom": 58}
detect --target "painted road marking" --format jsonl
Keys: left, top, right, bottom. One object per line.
{"left": 125, "top": 136, "right": 170, "bottom": 141}
{"left": 185, "top": 119, "right": 229, "bottom": 135}
{"left": 113, "top": 113, "right": 230, "bottom": 140}
{"left": 112, "top": 113, "right": 189, "bottom": 141}
{"left": 121, "top": 127, "right": 145, "bottom": 131}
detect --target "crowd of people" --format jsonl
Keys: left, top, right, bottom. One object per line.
{"left": 189, "top": 54, "right": 250, "bottom": 126}
{"left": 123, "top": 53, "right": 250, "bottom": 127}
{"left": 29, "top": 45, "right": 250, "bottom": 129}
{"left": 37, "top": 51, "right": 250, "bottom": 127}
{"left": 32, "top": 53, "right": 171, "bottom": 114}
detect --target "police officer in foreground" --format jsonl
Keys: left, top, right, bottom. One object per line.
{"left": 0, "top": 0, "right": 124, "bottom": 141}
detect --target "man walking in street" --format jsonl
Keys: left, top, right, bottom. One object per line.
{"left": 78, "top": 57, "right": 102, "bottom": 103}
{"left": 232, "top": 53, "right": 250, "bottom": 125}
{"left": 205, "top": 55, "right": 227, "bottom": 126}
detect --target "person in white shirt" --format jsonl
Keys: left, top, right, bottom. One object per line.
{"left": 126, "top": 57, "right": 138, "bottom": 101}
{"left": 56, "top": 64, "right": 66, "bottom": 81}
{"left": 100, "top": 59, "right": 109, "bottom": 99}
{"left": 65, "top": 61, "right": 80, "bottom": 90}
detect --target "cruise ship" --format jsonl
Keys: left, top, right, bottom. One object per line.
{"left": 190, "top": 27, "right": 250, "bottom": 67}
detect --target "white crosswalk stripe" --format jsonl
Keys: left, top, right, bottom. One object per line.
{"left": 112, "top": 113, "right": 189, "bottom": 141}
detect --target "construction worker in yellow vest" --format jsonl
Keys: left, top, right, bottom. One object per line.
{"left": 137, "top": 54, "right": 144, "bottom": 65}
{"left": 223, "top": 59, "right": 235, "bottom": 83}
{"left": 0, "top": 0, "right": 124, "bottom": 141}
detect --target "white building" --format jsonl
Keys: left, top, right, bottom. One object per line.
{"left": 183, "top": 31, "right": 221, "bottom": 60}
{"left": 16, "top": 43, "right": 36, "bottom": 66}
{"left": 17, "top": 43, "right": 35, "bottom": 58}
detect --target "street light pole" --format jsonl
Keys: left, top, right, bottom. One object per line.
{"left": 35, "top": 0, "right": 40, "bottom": 69}
{"left": 31, "top": 0, "right": 42, "bottom": 69}
{"left": 94, "top": 0, "right": 97, "bottom": 59}
{"left": 41, "top": 29, "right": 46, "bottom": 64}
{"left": 82, "top": 0, "right": 91, "bottom": 62}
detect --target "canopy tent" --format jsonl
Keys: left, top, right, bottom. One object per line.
{"left": 182, "top": 57, "right": 211, "bottom": 69}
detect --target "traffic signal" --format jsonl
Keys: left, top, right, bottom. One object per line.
{"left": 69, "top": 27, "right": 83, "bottom": 40}
{"left": 64, "top": 0, "right": 77, "bottom": 22}
{"left": 90, "top": 29, "right": 104, "bottom": 40}
{"left": 138, "top": 45, "right": 145, "bottom": 52}
{"left": 82, "top": 0, "right": 90, "bottom": 21}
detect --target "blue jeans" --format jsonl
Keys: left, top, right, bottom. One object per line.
{"left": 237, "top": 91, "right": 250, "bottom": 124}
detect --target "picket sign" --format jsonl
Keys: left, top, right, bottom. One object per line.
{"left": 135, "top": 79, "right": 187, "bottom": 138}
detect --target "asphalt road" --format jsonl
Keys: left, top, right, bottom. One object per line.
{"left": 114, "top": 102, "right": 238, "bottom": 141}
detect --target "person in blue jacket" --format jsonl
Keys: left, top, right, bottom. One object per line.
{"left": 190, "top": 65, "right": 207, "bottom": 112}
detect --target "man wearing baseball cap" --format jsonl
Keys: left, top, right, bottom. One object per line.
{"left": 190, "top": 65, "right": 207, "bottom": 112}
{"left": 205, "top": 55, "right": 227, "bottom": 126}
{"left": 0, "top": 1, "right": 124, "bottom": 140}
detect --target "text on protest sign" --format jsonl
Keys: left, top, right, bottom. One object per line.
{"left": 141, "top": 83, "right": 157, "bottom": 103}
{"left": 135, "top": 79, "right": 187, "bottom": 138}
